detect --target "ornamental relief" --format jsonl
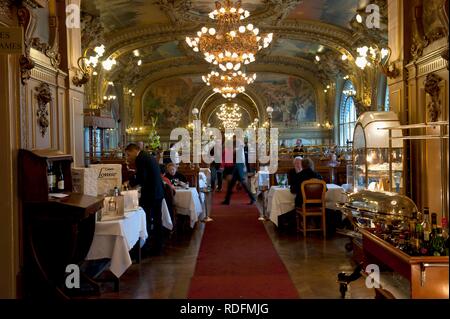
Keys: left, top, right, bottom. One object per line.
{"left": 424, "top": 73, "right": 443, "bottom": 122}
{"left": 35, "top": 83, "right": 52, "bottom": 137}
{"left": 410, "top": 0, "right": 447, "bottom": 61}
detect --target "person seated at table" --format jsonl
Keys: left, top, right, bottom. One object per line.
{"left": 165, "top": 163, "right": 188, "bottom": 186}
{"left": 288, "top": 156, "right": 303, "bottom": 188}
{"left": 291, "top": 157, "right": 324, "bottom": 207}
{"left": 159, "top": 164, "right": 176, "bottom": 194}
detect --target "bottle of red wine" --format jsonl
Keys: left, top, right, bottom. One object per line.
{"left": 56, "top": 163, "right": 64, "bottom": 192}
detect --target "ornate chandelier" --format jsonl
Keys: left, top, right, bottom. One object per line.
{"left": 202, "top": 70, "right": 256, "bottom": 98}
{"left": 185, "top": 0, "right": 273, "bottom": 70}
{"left": 217, "top": 103, "right": 242, "bottom": 129}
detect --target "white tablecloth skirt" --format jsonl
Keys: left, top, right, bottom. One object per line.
{"left": 85, "top": 208, "right": 148, "bottom": 278}
{"left": 161, "top": 198, "right": 173, "bottom": 231}
{"left": 266, "top": 184, "right": 347, "bottom": 226}
{"left": 174, "top": 187, "right": 204, "bottom": 228}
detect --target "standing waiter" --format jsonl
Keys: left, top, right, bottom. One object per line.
{"left": 125, "top": 143, "right": 164, "bottom": 255}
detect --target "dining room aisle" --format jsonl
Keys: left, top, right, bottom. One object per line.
{"left": 188, "top": 190, "right": 299, "bottom": 299}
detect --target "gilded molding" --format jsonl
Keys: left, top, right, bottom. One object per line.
{"left": 424, "top": 73, "right": 443, "bottom": 122}
{"left": 35, "top": 82, "right": 52, "bottom": 137}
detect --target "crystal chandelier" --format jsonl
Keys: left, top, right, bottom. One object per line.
{"left": 217, "top": 103, "right": 242, "bottom": 129}
{"left": 186, "top": 0, "right": 273, "bottom": 70}
{"left": 203, "top": 70, "right": 256, "bottom": 98}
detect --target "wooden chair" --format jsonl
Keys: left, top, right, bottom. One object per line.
{"left": 296, "top": 179, "right": 327, "bottom": 238}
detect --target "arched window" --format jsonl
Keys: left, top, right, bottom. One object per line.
{"left": 339, "top": 81, "right": 357, "bottom": 146}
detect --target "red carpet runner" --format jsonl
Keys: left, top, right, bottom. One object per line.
{"left": 188, "top": 190, "right": 299, "bottom": 299}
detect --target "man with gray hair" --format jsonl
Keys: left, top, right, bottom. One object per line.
{"left": 288, "top": 156, "right": 303, "bottom": 191}
{"left": 290, "top": 157, "right": 323, "bottom": 207}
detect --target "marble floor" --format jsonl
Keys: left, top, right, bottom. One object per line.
{"left": 90, "top": 206, "right": 374, "bottom": 299}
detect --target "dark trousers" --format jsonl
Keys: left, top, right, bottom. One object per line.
{"left": 211, "top": 166, "right": 223, "bottom": 191}
{"left": 142, "top": 198, "right": 163, "bottom": 251}
{"left": 224, "top": 164, "right": 255, "bottom": 203}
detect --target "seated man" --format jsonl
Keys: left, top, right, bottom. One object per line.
{"left": 288, "top": 156, "right": 303, "bottom": 188}
{"left": 165, "top": 163, "right": 188, "bottom": 186}
{"left": 290, "top": 157, "right": 324, "bottom": 207}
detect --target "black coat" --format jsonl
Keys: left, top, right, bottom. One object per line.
{"left": 129, "top": 151, "right": 164, "bottom": 206}
{"left": 289, "top": 168, "right": 324, "bottom": 207}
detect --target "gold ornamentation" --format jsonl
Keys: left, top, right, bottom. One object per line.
{"left": 35, "top": 83, "right": 52, "bottom": 137}
{"left": 424, "top": 73, "right": 443, "bottom": 122}
{"left": 17, "top": 5, "right": 35, "bottom": 84}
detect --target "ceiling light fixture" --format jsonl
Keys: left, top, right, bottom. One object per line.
{"left": 186, "top": 0, "right": 273, "bottom": 69}
{"left": 202, "top": 70, "right": 256, "bottom": 99}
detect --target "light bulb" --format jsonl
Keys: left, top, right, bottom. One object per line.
{"left": 208, "top": 28, "right": 216, "bottom": 35}
{"left": 239, "top": 26, "right": 246, "bottom": 33}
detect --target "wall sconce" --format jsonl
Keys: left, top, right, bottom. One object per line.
{"left": 72, "top": 44, "right": 117, "bottom": 86}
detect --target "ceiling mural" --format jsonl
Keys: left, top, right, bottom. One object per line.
{"left": 78, "top": 0, "right": 389, "bottom": 138}
{"left": 142, "top": 75, "right": 203, "bottom": 129}
{"left": 269, "top": 39, "right": 325, "bottom": 59}
{"left": 145, "top": 41, "right": 185, "bottom": 62}
{"left": 287, "top": 0, "right": 367, "bottom": 28}
{"left": 82, "top": 1, "right": 169, "bottom": 32}
{"left": 253, "top": 73, "right": 317, "bottom": 126}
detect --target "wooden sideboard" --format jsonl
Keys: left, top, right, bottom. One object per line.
{"left": 18, "top": 149, "right": 104, "bottom": 299}
{"left": 360, "top": 228, "right": 449, "bottom": 299}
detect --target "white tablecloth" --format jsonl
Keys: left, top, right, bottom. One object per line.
{"left": 85, "top": 208, "right": 148, "bottom": 278}
{"left": 174, "top": 187, "right": 204, "bottom": 228}
{"left": 161, "top": 198, "right": 173, "bottom": 231}
{"left": 266, "top": 184, "right": 347, "bottom": 226}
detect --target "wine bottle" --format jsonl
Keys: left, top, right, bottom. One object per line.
{"left": 47, "top": 162, "right": 56, "bottom": 192}
{"left": 431, "top": 213, "right": 438, "bottom": 238}
{"left": 422, "top": 208, "right": 431, "bottom": 243}
{"left": 57, "top": 163, "right": 64, "bottom": 192}
{"left": 442, "top": 217, "right": 449, "bottom": 256}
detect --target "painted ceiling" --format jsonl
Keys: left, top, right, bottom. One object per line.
{"left": 80, "top": 0, "right": 389, "bottom": 129}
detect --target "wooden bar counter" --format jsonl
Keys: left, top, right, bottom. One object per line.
{"left": 360, "top": 228, "right": 449, "bottom": 299}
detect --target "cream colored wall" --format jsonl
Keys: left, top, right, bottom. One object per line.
{"left": 0, "top": 54, "right": 21, "bottom": 299}
{"left": 0, "top": 0, "right": 85, "bottom": 297}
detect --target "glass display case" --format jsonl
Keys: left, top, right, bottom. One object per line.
{"left": 353, "top": 111, "right": 404, "bottom": 194}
